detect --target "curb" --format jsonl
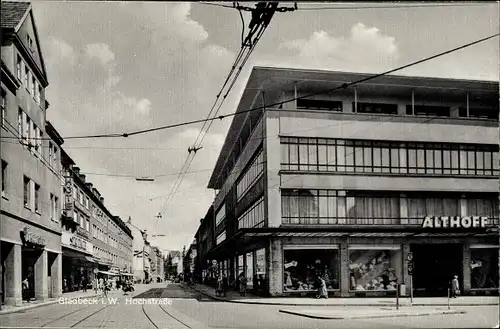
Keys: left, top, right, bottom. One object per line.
{"left": 185, "top": 285, "right": 496, "bottom": 307}
{"left": 279, "top": 309, "right": 467, "bottom": 319}
{"left": 0, "top": 293, "right": 101, "bottom": 315}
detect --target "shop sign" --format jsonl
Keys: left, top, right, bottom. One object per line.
{"left": 70, "top": 235, "right": 87, "bottom": 251}
{"left": 422, "top": 216, "right": 488, "bottom": 229}
{"left": 21, "top": 227, "right": 46, "bottom": 246}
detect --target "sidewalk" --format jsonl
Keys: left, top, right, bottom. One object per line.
{"left": 0, "top": 289, "right": 101, "bottom": 315}
{"left": 279, "top": 307, "right": 467, "bottom": 319}
{"left": 186, "top": 283, "right": 498, "bottom": 307}
{"left": 0, "top": 283, "right": 162, "bottom": 315}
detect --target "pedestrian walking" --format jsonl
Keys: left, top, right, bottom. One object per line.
{"left": 238, "top": 272, "right": 247, "bottom": 297}
{"left": 82, "top": 277, "right": 87, "bottom": 292}
{"left": 316, "top": 275, "right": 328, "bottom": 299}
{"left": 215, "top": 276, "right": 224, "bottom": 297}
{"left": 451, "top": 275, "right": 460, "bottom": 298}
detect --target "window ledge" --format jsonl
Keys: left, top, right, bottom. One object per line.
{"left": 35, "top": 210, "right": 41, "bottom": 216}
{"left": 2, "top": 195, "right": 9, "bottom": 201}
{"left": 24, "top": 205, "right": 31, "bottom": 211}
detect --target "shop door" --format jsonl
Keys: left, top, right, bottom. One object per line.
{"left": 411, "top": 244, "right": 463, "bottom": 297}
{"left": 22, "top": 248, "right": 41, "bottom": 300}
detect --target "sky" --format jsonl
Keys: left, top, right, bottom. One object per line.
{"left": 29, "top": 1, "right": 499, "bottom": 252}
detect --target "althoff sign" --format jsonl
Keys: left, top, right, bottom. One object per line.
{"left": 421, "top": 216, "right": 489, "bottom": 229}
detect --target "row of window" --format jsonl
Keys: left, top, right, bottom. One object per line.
{"left": 215, "top": 203, "right": 226, "bottom": 227}
{"left": 238, "top": 196, "right": 265, "bottom": 229}
{"left": 280, "top": 137, "right": 499, "bottom": 176}
{"left": 296, "top": 99, "right": 497, "bottom": 120}
{"left": 17, "top": 55, "right": 43, "bottom": 105}
{"left": 216, "top": 231, "right": 226, "bottom": 245}
{"left": 237, "top": 150, "right": 264, "bottom": 200}
{"left": 17, "top": 109, "right": 43, "bottom": 151}
{"left": 73, "top": 210, "right": 90, "bottom": 231}
{"left": 281, "top": 190, "right": 499, "bottom": 225}
{"left": 1, "top": 159, "right": 60, "bottom": 220}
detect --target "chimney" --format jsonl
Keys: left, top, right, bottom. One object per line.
{"left": 86, "top": 183, "right": 93, "bottom": 190}
{"left": 79, "top": 174, "right": 86, "bottom": 183}
{"left": 99, "top": 196, "right": 104, "bottom": 204}
{"left": 73, "top": 167, "right": 80, "bottom": 175}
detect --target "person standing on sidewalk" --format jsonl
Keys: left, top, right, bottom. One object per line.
{"left": 451, "top": 275, "right": 460, "bottom": 298}
{"left": 238, "top": 272, "right": 247, "bottom": 297}
{"left": 82, "top": 277, "right": 87, "bottom": 292}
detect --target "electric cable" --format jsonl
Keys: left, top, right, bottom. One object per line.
{"left": 295, "top": 3, "right": 494, "bottom": 10}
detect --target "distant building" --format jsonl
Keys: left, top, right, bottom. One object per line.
{"left": 127, "top": 218, "right": 146, "bottom": 283}
{"left": 183, "top": 241, "right": 197, "bottom": 278}
{"left": 195, "top": 207, "right": 214, "bottom": 283}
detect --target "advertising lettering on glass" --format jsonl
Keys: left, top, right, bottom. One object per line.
{"left": 421, "top": 216, "right": 488, "bottom": 229}
{"left": 21, "top": 227, "right": 46, "bottom": 246}
{"left": 70, "top": 235, "right": 87, "bottom": 251}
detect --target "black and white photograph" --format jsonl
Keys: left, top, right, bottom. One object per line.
{"left": 0, "top": 1, "right": 499, "bottom": 328}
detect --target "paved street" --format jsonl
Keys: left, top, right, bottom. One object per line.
{"left": 0, "top": 283, "right": 497, "bottom": 329}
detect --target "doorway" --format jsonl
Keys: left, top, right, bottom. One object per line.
{"left": 411, "top": 243, "right": 463, "bottom": 297}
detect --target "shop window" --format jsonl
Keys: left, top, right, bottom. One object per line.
{"left": 283, "top": 248, "right": 340, "bottom": 292}
{"left": 470, "top": 248, "right": 499, "bottom": 289}
{"left": 349, "top": 249, "right": 401, "bottom": 291}
{"left": 255, "top": 249, "right": 266, "bottom": 291}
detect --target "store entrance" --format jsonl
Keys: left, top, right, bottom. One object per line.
{"left": 411, "top": 244, "right": 463, "bottom": 297}
{"left": 22, "top": 248, "right": 41, "bottom": 301}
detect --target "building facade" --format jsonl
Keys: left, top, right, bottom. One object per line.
{"left": 183, "top": 242, "right": 197, "bottom": 279}
{"left": 195, "top": 206, "right": 215, "bottom": 283}
{"left": 127, "top": 218, "right": 146, "bottom": 283}
{"left": 203, "top": 67, "right": 499, "bottom": 297}
{"left": 1, "top": 2, "right": 63, "bottom": 305}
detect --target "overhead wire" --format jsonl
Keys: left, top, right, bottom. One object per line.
{"left": 295, "top": 3, "right": 495, "bottom": 10}
{"left": 156, "top": 3, "right": 255, "bottom": 217}
{"left": 2, "top": 33, "right": 496, "bottom": 143}
{"left": 157, "top": 2, "right": 279, "bottom": 216}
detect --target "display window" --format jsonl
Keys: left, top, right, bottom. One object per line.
{"left": 349, "top": 249, "right": 401, "bottom": 291}
{"left": 471, "top": 248, "right": 499, "bottom": 289}
{"left": 283, "top": 248, "right": 340, "bottom": 291}
{"left": 238, "top": 255, "right": 244, "bottom": 278}
{"left": 255, "top": 248, "right": 266, "bottom": 290}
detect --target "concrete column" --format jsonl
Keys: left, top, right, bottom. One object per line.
{"left": 339, "top": 240, "right": 350, "bottom": 297}
{"left": 51, "top": 253, "right": 62, "bottom": 298}
{"left": 460, "top": 194, "right": 467, "bottom": 217}
{"left": 34, "top": 250, "right": 48, "bottom": 301}
{"left": 265, "top": 112, "right": 282, "bottom": 228}
{"left": 4, "top": 244, "right": 22, "bottom": 306}
{"left": 400, "top": 193, "right": 408, "bottom": 225}
{"left": 462, "top": 243, "right": 471, "bottom": 293}
{"left": 267, "top": 238, "right": 283, "bottom": 296}
{"left": 342, "top": 100, "right": 353, "bottom": 113}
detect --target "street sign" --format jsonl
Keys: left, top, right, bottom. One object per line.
{"left": 93, "top": 268, "right": 98, "bottom": 274}
{"left": 407, "top": 252, "right": 413, "bottom": 262}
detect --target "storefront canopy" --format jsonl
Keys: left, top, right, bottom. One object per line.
{"left": 62, "top": 247, "right": 96, "bottom": 263}
{"left": 207, "top": 226, "right": 497, "bottom": 259}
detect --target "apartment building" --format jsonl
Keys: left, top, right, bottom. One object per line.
{"left": 1, "top": 2, "right": 64, "bottom": 305}
{"left": 195, "top": 206, "right": 215, "bottom": 283}
{"left": 202, "top": 67, "right": 499, "bottom": 297}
